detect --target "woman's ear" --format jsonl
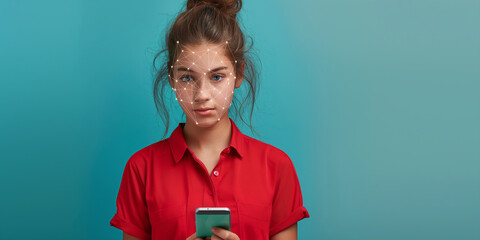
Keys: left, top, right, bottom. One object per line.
{"left": 234, "top": 61, "right": 245, "bottom": 88}
{"left": 235, "top": 77, "right": 244, "bottom": 88}
{"left": 168, "top": 70, "right": 175, "bottom": 89}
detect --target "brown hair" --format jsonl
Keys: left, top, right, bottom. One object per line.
{"left": 153, "top": 0, "right": 260, "bottom": 139}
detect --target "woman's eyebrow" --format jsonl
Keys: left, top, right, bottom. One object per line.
{"left": 176, "top": 66, "right": 228, "bottom": 73}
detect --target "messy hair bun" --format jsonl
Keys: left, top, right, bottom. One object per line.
{"left": 153, "top": 0, "right": 259, "bottom": 139}
{"left": 186, "top": 0, "right": 242, "bottom": 18}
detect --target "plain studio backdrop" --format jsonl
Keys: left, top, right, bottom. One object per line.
{"left": 0, "top": 0, "right": 479, "bottom": 239}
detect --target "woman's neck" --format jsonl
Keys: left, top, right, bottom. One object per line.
{"left": 182, "top": 115, "right": 232, "bottom": 154}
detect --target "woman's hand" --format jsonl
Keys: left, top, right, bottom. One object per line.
{"left": 186, "top": 232, "right": 202, "bottom": 240}
{"left": 185, "top": 228, "right": 240, "bottom": 240}
{"left": 209, "top": 227, "right": 240, "bottom": 240}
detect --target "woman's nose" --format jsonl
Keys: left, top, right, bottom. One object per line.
{"left": 194, "top": 76, "right": 211, "bottom": 102}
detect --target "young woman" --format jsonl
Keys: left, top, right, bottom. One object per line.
{"left": 110, "top": 0, "right": 309, "bottom": 239}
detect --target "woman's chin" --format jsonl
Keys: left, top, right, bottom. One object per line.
{"left": 189, "top": 116, "right": 221, "bottom": 128}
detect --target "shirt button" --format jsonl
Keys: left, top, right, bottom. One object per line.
{"left": 213, "top": 170, "right": 219, "bottom": 177}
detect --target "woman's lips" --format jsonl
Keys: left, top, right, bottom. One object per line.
{"left": 194, "top": 108, "right": 214, "bottom": 116}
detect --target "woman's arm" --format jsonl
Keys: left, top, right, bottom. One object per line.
{"left": 270, "top": 223, "right": 297, "bottom": 240}
{"left": 123, "top": 232, "right": 142, "bottom": 240}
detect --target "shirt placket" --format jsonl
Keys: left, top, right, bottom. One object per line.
{"left": 201, "top": 147, "right": 231, "bottom": 207}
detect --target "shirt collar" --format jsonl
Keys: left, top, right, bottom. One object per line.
{"left": 168, "top": 117, "right": 245, "bottom": 164}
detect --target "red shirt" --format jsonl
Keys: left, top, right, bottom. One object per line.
{"left": 110, "top": 118, "right": 309, "bottom": 239}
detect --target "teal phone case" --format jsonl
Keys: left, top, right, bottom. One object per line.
{"left": 195, "top": 211, "right": 231, "bottom": 238}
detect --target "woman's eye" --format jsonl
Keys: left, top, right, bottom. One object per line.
{"left": 212, "top": 74, "right": 223, "bottom": 81}
{"left": 180, "top": 75, "right": 192, "bottom": 82}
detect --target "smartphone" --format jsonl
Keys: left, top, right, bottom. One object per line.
{"left": 195, "top": 207, "right": 231, "bottom": 238}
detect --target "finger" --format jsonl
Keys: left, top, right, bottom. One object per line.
{"left": 211, "top": 227, "right": 239, "bottom": 240}
{"left": 211, "top": 234, "right": 223, "bottom": 240}
{"left": 186, "top": 232, "right": 194, "bottom": 240}
{"left": 186, "top": 232, "right": 202, "bottom": 240}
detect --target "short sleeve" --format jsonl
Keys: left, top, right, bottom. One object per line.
{"left": 269, "top": 152, "right": 310, "bottom": 237}
{"left": 110, "top": 153, "right": 151, "bottom": 240}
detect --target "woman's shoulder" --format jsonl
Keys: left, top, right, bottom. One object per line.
{"left": 125, "top": 139, "right": 171, "bottom": 166}
{"left": 243, "top": 136, "right": 301, "bottom": 184}
{"left": 242, "top": 135, "right": 292, "bottom": 164}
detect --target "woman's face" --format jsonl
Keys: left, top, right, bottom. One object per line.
{"left": 170, "top": 41, "right": 242, "bottom": 127}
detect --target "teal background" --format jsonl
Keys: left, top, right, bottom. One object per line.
{"left": 1, "top": 0, "right": 479, "bottom": 239}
